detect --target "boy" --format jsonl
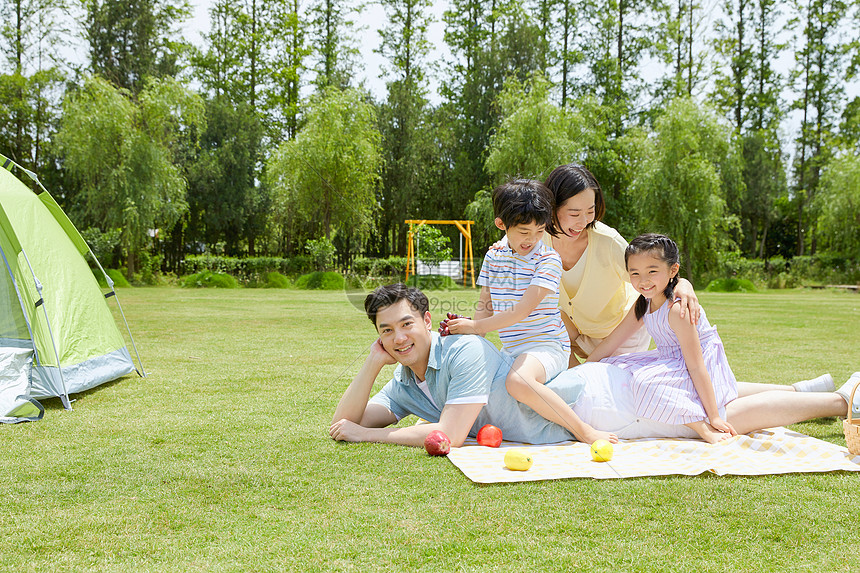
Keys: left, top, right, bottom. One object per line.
{"left": 447, "top": 180, "right": 616, "bottom": 444}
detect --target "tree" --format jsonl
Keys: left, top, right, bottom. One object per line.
{"left": 441, "top": 0, "right": 545, "bottom": 217}
{"left": 193, "top": 0, "right": 247, "bottom": 101}
{"left": 266, "top": 87, "right": 381, "bottom": 250}
{"left": 580, "top": 0, "right": 660, "bottom": 130}
{"left": 185, "top": 97, "right": 264, "bottom": 256}
{"left": 265, "top": 0, "right": 308, "bottom": 141}
{"left": 837, "top": 96, "right": 860, "bottom": 154}
{"left": 631, "top": 98, "right": 733, "bottom": 282}
{"left": 654, "top": 0, "right": 709, "bottom": 100}
{"left": 84, "top": 0, "right": 191, "bottom": 93}
{"left": 0, "top": 0, "right": 68, "bottom": 174}
{"left": 553, "top": 0, "right": 585, "bottom": 108}
{"left": 789, "top": 0, "right": 849, "bottom": 255}
{"left": 55, "top": 75, "right": 204, "bottom": 275}
{"left": 710, "top": 0, "right": 786, "bottom": 257}
{"left": 815, "top": 153, "right": 860, "bottom": 258}
{"left": 307, "top": 0, "right": 360, "bottom": 89}
{"left": 737, "top": 129, "right": 786, "bottom": 257}
{"left": 375, "top": 0, "right": 435, "bottom": 256}
{"left": 485, "top": 74, "right": 575, "bottom": 183}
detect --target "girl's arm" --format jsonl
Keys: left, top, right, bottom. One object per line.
{"left": 667, "top": 305, "right": 737, "bottom": 435}
{"left": 447, "top": 284, "right": 550, "bottom": 336}
{"left": 673, "top": 278, "right": 701, "bottom": 325}
{"left": 585, "top": 306, "right": 643, "bottom": 363}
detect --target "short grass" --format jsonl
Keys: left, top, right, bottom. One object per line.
{"left": 1, "top": 287, "right": 859, "bottom": 572}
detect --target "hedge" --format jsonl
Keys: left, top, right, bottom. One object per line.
{"left": 181, "top": 255, "right": 313, "bottom": 284}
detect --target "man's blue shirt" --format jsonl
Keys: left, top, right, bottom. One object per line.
{"left": 369, "top": 332, "right": 589, "bottom": 444}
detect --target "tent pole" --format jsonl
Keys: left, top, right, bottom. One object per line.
{"left": 20, "top": 251, "right": 71, "bottom": 409}
{"left": 89, "top": 254, "right": 147, "bottom": 378}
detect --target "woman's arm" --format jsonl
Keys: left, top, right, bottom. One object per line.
{"left": 667, "top": 305, "right": 736, "bottom": 435}
{"left": 585, "top": 306, "right": 643, "bottom": 363}
{"left": 673, "top": 278, "right": 701, "bottom": 325}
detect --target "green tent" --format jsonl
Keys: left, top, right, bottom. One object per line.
{"left": 0, "top": 155, "right": 144, "bottom": 422}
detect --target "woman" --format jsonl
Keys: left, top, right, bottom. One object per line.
{"left": 542, "top": 164, "right": 699, "bottom": 365}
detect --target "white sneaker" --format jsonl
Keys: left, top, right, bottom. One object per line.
{"left": 792, "top": 373, "right": 835, "bottom": 393}
{"left": 835, "top": 372, "right": 860, "bottom": 417}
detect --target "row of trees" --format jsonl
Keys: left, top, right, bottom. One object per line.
{"left": 0, "top": 0, "right": 858, "bottom": 281}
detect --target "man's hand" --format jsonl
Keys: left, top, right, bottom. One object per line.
{"left": 368, "top": 338, "right": 396, "bottom": 367}
{"left": 330, "top": 418, "right": 367, "bottom": 442}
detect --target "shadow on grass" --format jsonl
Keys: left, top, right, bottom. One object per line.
{"left": 37, "top": 374, "right": 138, "bottom": 411}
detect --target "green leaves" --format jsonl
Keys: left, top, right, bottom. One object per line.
{"left": 486, "top": 74, "right": 576, "bottom": 184}
{"left": 56, "top": 75, "right": 204, "bottom": 273}
{"left": 632, "top": 97, "right": 732, "bottom": 281}
{"left": 816, "top": 153, "right": 860, "bottom": 257}
{"left": 267, "top": 87, "right": 382, "bottom": 243}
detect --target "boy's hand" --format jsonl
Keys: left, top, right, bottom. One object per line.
{"left": 446, "top": 317, "right": 480, "bottom": 336}
{"left": 439, "top": 312, "right": 471, "bottom": 336}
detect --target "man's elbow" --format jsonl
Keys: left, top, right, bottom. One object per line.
{"left": 438, "top": 426, "right": 471, "bottom": 448}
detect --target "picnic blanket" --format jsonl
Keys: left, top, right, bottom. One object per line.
{"left": 446, "top": 427, "right": 860, "bottom": 483}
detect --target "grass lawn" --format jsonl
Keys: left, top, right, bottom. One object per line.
{"left": 1, "top": 287, "right": 858, "bottom": 572}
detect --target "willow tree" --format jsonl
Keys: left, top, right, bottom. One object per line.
{"left": 631, "top": 98, "right": 733, "bottom": 282}
{"left": 266, "top": 87, "right": 381, "bottom": 254}
{"left": 55, "top": 75, "right": 204, "bottom": 275}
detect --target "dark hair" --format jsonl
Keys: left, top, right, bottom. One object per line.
{"left": 544, "top": 164, "right": 606, "bottom": 237}
{"left": 491, "top": 179, "right": 553, "bottom": 229}
{"left": 364, "top": 283, "right": 429, "bottom": 326}
{"left": 625, "top": 234, "right": 681, "bottom": 320}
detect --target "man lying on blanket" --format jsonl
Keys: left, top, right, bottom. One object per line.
{"left": 330, "top": 284, "right": 857, "bottom": 447}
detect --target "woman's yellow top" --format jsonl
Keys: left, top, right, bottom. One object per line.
{"left": 545, "top": 222, "right": 639, "bottom": 339}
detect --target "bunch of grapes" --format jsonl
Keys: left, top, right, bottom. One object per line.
{"left": 438, "top": 312, "right": 471, "bottom": 336}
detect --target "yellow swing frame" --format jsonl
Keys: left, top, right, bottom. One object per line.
{"left": 404, "top": 220, "right": 476, "bottom": 288}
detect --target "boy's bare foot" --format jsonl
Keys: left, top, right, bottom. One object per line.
{"left": 687, "top": 421, "right": 733, "bottom": 444}
{"left": 580, "top": 428, "right": 618, "bottom": 444}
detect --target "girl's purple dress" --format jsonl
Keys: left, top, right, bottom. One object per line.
{"left": 602, "top": 299, "right": 738, "bottom": 425}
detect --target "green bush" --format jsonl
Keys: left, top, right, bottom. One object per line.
{"left": 183, "top": 271, "right": 239, "bottom": 288}
{"left": 107, "top": 269, "right": 131, "bottom": 288}
{"left": 406, "top": 274, "right": 462, "bottom": 290}
{"left": 262, "top": 272, "right": 291, "bottom": 288}
{"left": 305, "top": 237, "right": 336, "bottom": 271}
{"left": 294, "top": 271, "right": 345, "bottom": 290}
{"left": 182, "top": 255, "right": 314, "bottom": 284}
{"left": 704, "top": 278, "right": 757, "bottom": 293}
{"left": 710, "top": 251, "right": 860, "bottom": 289}
{"left": 134, "top": 251, "right": 163, "bottom": 285}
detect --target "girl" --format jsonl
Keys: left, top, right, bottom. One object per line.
{"left": 586, "top": 234, "right": 739, "bottom": 443}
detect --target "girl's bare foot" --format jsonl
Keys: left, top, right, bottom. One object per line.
{"left": 686, "top": 421, "right": 733, "bottom": 444}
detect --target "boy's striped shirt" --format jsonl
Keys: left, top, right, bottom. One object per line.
{"left": 477, "top": 241, "right": 570, "bottom": 353}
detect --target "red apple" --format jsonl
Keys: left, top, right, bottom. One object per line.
{"left": 424, "top": 430, "right": 451, "bottom": 456}
{"left": 476, "top": 424, "right": 503, "bottom": 447}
